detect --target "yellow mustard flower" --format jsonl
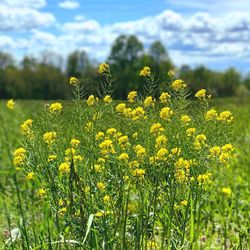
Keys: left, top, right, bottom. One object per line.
{"left": 48, "top": 154, "right": 57, "bottom": 162}
{"left": 116, "top": 103, "right": 127, "bottom": 112}
{"left": 43, "top": 132, "right": 57, "bottom": 145}
{"left": 159, "top": 92, "right": 171, "bottom": 103}
{"left": 97, "top": 182, "right": 105, "bottom": 190}
{"left": 98, "top": 63, "right": 109, "bottom": 74}
{"left": 160, "top": 107, "right": 174, "bottom": 121}
{"left": 38, "top": 188, "right": 46, "bottom": 198}
{"left": 103, "top": 95, "right": 112, "bottom": 104}
{"left": 20, "top": 119, "right": 33, "bottom": 137}
{"left": 95, "top": 131, "right": 105, "bottom": 140}
{"left": 144, "top": 96, "right": 155, "bottom": 107}
{"left": 171, "top": 79, "right": 187, "bottom": 91}
{"left": 180, "top": 115, "right": 191, "bottom": 124}
{"left": 150, "top": 123, "right": 164, "bottom": 135}
{"left": 58, "top": 207, "right": 67, "bottom": 216}
{"left": 132, "top": 168, "right": 145, "bottom": 178}
{"left": 49, "top": 102, "right": 63, "bottom": 113}
{"left": 186, "top": 127, "right": 196, "bottom": 137}
{"left": 209, "top": 146, "right": 221, "bottom": 157}
{"left": 6, "top": 99, "right": 15, "bottom": 110}
{"left": 87, "top": 95, "right": 97, "bottom": 106}
{"left": 26, "top": 172, "right": 35, "bottom": 180}
{"left": 134, "top": 144, "right": 146, "bottom": 158}
{"left": 155, "top": 135, "right": 167, "bottom": 149}
{"left": 221, "top": 187, "right": 232, "bottom": 196}
{"left": 118, "top": 153, "right": 129, "bottom": 162}
{"left": 69, "top": 76, "right": 78, "bottom": 86}
{"left": 217, "top": 111, "right": 233, "bottom": 123}
{"left": 140, "top": 66, "right": 151, "bottom": 77}
{"left": 59, "top": 162, "right": 70, "bottom": 174}
{"left": 103, "top": 195, "right": 111, "bottom": 203}
{"left": 205, "top": 109, "right": 218, "bottom": 121}
{"left": 127, "top": 91, "right": 137, "bottom": 103}
{"left": 70, "top": 138, "right": 80, "bottom": 148}
{"left": 195, "top": 89, "right": 207, "bottom": 99}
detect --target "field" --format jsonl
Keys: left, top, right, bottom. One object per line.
{"left": 0, "top": 88, "right": 250, "bottom": 249}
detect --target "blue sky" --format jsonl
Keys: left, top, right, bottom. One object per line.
{"left": 1, "top": 0, "right": 250, "bottom": 73}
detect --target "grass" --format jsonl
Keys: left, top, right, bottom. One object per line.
{"left": 0, "top": 96, "right": 249, "bottom": 249}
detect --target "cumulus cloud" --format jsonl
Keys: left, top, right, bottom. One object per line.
{"left": 58, "top": 1, "right": 80, "bottom": 9}
{"left": 1, "top": 7, "right": 250, "bottom": 70}
{"left": 0, "top": 1, "right": 55, "bottom": 31}
{"left": 1, "top": 0, "right": 47, "bottom": 8}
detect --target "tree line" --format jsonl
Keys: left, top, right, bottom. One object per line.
{"left": 0, "top": 34, "right": 250, "bottom": 100}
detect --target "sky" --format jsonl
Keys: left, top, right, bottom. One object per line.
{"left": 1, "top": 0, "right": 250, "bottom": 73}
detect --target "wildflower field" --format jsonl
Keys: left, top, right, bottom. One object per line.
{"left": 0, "top": 67, "right": 250, "bottom": 249}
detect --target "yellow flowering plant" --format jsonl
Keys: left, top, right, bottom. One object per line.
{"left": 2, "top": 67, "right": 238, "bottom": 249}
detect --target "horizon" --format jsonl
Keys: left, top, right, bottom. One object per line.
{"left": 1, "top": 0, "right": 250, "bottom": 74}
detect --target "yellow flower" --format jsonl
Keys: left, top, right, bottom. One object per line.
{"left": 97, "top": 182, "right": 105, "bottom": 190}
{"left": 132, "top": 132, "right": 138, "bottom": 139}
{"left": 217, "top": 111, "right": 233, "bottom": 123}
{"left": 170, "top": 147, "right": 181, "bottom": 157}
{"left": 129, "top": 160, "right": 140, "bottom": 168}
{"left": 69, "top": 76, "right": 78, "bottom": 86}
{"left": 127, "top": 91, "right": 137, "bottom": 103}
{"left": 132, "top": 168, "right": 145, "bottom": 178}
{"left": 194, "top": 134, "right": 207, "bottom": 150}
{"left": 195, "top": 89, "right": 207, "bottom": 99}
{"left": 140, "top": 66, "right": 151, "bottom": 77}
{"left": 197, "top": 173, "right": 212, "bottom": 185}
{"left": 155, "top": 135, "right": 167, "bottom": 149}
{"left": 175, "top": 158, "right": 191, "bottom": 170}
{"left": 147, "top": 240, "right": 157, "bottom": 249}
{"left": 6, "top": 99, "right": 15, "bottom": 110}
{"left": 59, "top": 162, "right": 70, "bottom": 174}
{"left": 103, "top": 195, "right": 111, "bottom": 203}
{"left": 99, "top": 139, "right": 115, "bottom": 155}
{"left": 116, "top": 103, "right": 127, "bottom": 112}
{"left": 156, "top": 148, "right": 168, "bottom": 161}
{"left": 13, "top": 148, "right": 26, "bottom": 158}
{"left": 159, "top": 92, "right": 171, "bottom": 103}
{"left": 103, "top": 95, "right": 112, "bottom": 104}
{"left": 180, "top": 200, "right": 188, "bottom": 206}
{"left": 186, "top": 128, "right": 196, "bottom": 137}
{"left": 134, "top": 145, "right": 146, "bottom": 158}
{"left": 95, "top": 211, "right": 104, "bottom": 217}
{"left": 26, "top": 172, "right": 35, "bottom": 180}
{"left": 160, "top": 107, "right": 174, "bottom": 121}
{"left": 209, "top": 146, "right": 221, "bottom": 156}
{"left": 94, "top": 164, "right": 102, "bottom": 173}
{"left": 38, "top": 188, "right": 46, "bottom": 198}
{"left": 175, "top": 169, "right": 188, "bottom": 182}
{"left": 144, "top": 96, "right": 155, "bottom": 107}
{"left": 43, "top": 132, "right": 57, "bottom": 145}
{"left": 58, "top": 207, "right": 67, "bottom": 216}
{"left": 70, "top": 138, "right": 80, "bottom": 148}
{"left": 221, "top": 144, "right": 234, "bottom": 153}
{"left": 167, "top": 70, "right": 175, "bottom": 78}
{"left": 98, "top": 63, "right": 109, "bottom": 74}
{"left": 87, "top": 95, "right": 97, "bottom": 106}
{"left": 106, "top": 128, "right": 117, "bottom": 136}
{"left": 118, "top": 153, "right": 129, "bottom": 162}
{"left": 20, "top": 119, "right": 33, "bottom": 137}
{"left": 150, "top": 123, "right": 164, "bottom": 135}
{"left": 171, "top": 79, "right": 187, "bottom": 91}
{"left": 180, "top": 115, "right": 191, "bottom": 124}
{"left": 118, "top": 135, "right": 129, "bottom": 146}
{"left": 205, "top": 109, "right": 218, "bottom": 121}
{"left": 49, "top": 102, "right": 63, "bottom": 113}
{"left": 48, "top": 154, "right": 57, "bottom": 162}
{"left": 96, "top": 132, "right": 105, "bottom": 140}
{"left": 13, "top": 148, "right": 26, "bottom": 166}
{"left": 221, "top": 187, "right": 232, "bottom": 196}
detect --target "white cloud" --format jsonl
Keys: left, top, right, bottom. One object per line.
{"left": 58, "top": 1, "right": 80, "bottom": 10}
{"left": 1, "top": 7, "right": 250, "bottom": 71}
{"left": 0, "top": 2, "right": 55, "bottom": 31}
{"left": 1, "top": 0, "right": 47, "bottom": 9}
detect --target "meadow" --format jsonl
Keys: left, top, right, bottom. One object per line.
{"left": 0, "top": 67, "right": 249, "bottom": 249}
